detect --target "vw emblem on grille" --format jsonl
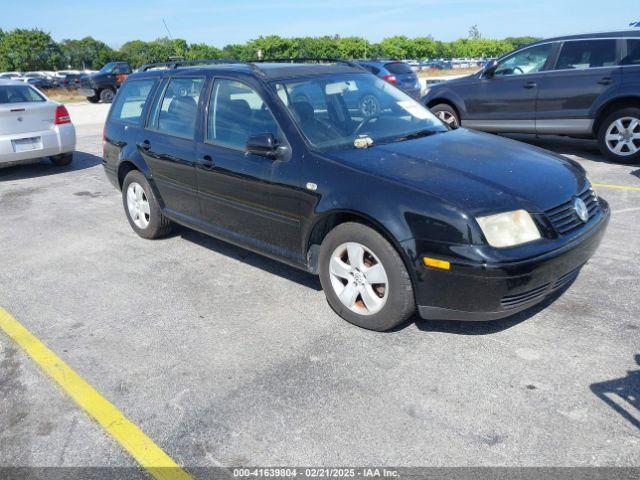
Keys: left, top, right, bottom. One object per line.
{"left": 574, "top": 198, "right": 589, "bottom": 223}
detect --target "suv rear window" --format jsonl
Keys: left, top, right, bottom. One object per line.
{"left": 384, "top": 62, "right": 413, "bottom": 74}
{"left": 622, "top": 39, "right": 640, "bottom": 65}
{"left": 0, "top": 85, "right": 45, "bottom": 104}
{"left": 110, "top": 79, "right": 155, "bottom": 124}
{"left": 555, "top": 40, "right": 617, "bottom": 70}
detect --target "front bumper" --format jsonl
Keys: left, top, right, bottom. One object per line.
{"left": 0, "top": 124, "right": 76, "bottom": 166}
{"left": 78, "top": 87, "right": 96, "bottom": 97}
{"left": 409, "top": 199, "right": 610, "bottom": 321}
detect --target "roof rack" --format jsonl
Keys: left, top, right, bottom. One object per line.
{"left": 136, "top": 57, "right": 366, "bottom": 74}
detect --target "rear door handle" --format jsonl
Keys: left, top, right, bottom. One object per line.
{"left": 598, "top": 77, "right": 612, "bottom": 85}
{"left": 523, "top": 81, "right": 537, "bottom": 89}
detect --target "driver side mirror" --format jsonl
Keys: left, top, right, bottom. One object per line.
{"left": 246, "top": 133, "right": 279, "bottom": 159}
{"left": 482, "top": 59, "right": 498, "bottom": 77}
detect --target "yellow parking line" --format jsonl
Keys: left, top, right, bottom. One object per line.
{"left": 0, "top": 306, "right": 192, "bottom": 480}
{"left": 593, "top": 182, "right": 640, "bottom": 192}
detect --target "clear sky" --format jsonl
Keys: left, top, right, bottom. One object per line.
{"left": 2, "top": 0, "right": 638, "bottom": 48}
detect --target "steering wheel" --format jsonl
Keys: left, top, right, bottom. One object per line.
{"left": 353, "top": 115, "right": 380, "bottom": 137}
{"left": 512, "top": 66, "right": 524, "bottom": 75}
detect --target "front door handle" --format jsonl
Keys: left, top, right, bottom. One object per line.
{"left": 598, "top": 76, "right": 612, "bottom": 85}
{"left": 523, "top": 81, "right": 537, "bottom": 89}
{"left": 200, "top": 154, "right": 215, "bottom": 170}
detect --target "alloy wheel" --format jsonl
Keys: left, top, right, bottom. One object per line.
{"left": 436, "top": 110, "right": 459, "bottom": 128}
{"left": 605, "top": 116, "right": 640, "bottom": 156}
{"left": 328, "top": 242, "right": 389, "bottom": 315}
{"left": 126, "top": 182, "right": 151, "bottom": 229}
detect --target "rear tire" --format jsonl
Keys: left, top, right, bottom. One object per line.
{"left": 318, "top": 222, "right": 415, "bottom": 331}
{"left": 50, "top": 152, "right": 73, "bottom": 166}
{"left": 99, "top": 88, "right": 115, "bottom": 103}
{"left": 597, "top": 107, "right": 640, "bottom": 164}
{"left": 122, "top": 170, "right": 172, "bottom": 239}
{"left": 430, "top": 103, "right": 460, "bottom": 129}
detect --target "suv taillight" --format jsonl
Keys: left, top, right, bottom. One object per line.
{"left": 54, "top": 105, "right": 71, "bottom": 125}
{"left": 383, "top": 74, "right": 397, "bottom": 85}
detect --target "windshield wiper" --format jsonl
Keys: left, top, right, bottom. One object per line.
{"left": 394, "top": 129, "right": 439, "bottom": 143}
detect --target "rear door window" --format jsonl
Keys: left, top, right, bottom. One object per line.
{"left": 109, "top": 79, "right": 156, "bottom": 124}
{"left": 555, "top": 40, "right": 617, "bottom": 70}
{"left": 0, "top": 85, "right": 45, "bottom": 103}
{"left": 151, "top": 77, "right": 204, "bottom": 138}
{"left": 622, "top": 39, "right": 640, "bottom": 65}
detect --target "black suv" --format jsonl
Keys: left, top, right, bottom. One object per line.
{"left": 424, "top": 31, "right": 640, "bottom": 163}
{"left": 78, "top": 62, "right": 132, "bottom": 103}
{"left": 102, "top": 60, "right": 609, "bottom": 331}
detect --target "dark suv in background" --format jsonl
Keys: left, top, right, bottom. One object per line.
{"left": 78, "top": 61, "right": 132, "bottom": 103}
{"left": 423, "top": 31, "right": 640, "bottom": 163}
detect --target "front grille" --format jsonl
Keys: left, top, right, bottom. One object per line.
{"left": 545, "top": 188, "right": 599, "bottom": 235}
{"left": 500, "top": 282, "right": 550, "bottom": 310}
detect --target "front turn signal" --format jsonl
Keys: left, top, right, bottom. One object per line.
{"left": 423, "top": 257, "right": 451, "bottom": 270}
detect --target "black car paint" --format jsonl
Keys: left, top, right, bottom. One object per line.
{"left": 423, "top": 31, "right": 640, "bottom": 137}
{"left": 103, "top": 64, "right": 609, "bottom": 321}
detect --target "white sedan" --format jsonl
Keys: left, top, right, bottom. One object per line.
{"left": 0, "top": 79, "right": 75, "bottom": 168}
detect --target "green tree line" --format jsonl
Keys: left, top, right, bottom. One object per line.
{"left": 0, "top": 28, "right": 541, "bottom": 71}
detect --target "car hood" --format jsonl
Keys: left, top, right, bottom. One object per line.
{"left": 324, "top": 128, "right": 587, "bottom": 216}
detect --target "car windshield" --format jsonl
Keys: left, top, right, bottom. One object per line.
{"left": 273, "top": 73, "right": 446, "bottom": 152}
{"left": 99, "top": 63, "right": 118, "bottom": 74}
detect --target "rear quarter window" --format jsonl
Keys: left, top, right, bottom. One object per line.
{"left": 0, "top": 85, "right": 45, "bottom": 103}
{"left": 384, "top": 62, "right": 414, "bottom": 74}
{"left": 622, "top": 39, "right": 640, "bottom": 65}
{"left": 109, "top": 79, "right": 156, "bottom": 124}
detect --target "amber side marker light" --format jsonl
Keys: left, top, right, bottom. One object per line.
{"left": 423, "top": 257, "right": 451, "bottom": 270}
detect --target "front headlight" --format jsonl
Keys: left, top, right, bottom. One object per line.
{"left": 476, "top": 210, "right": 541, "bottom": 248}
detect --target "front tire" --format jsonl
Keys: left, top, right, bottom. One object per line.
{"left": 597, "top": 108, "right": 640, "bottom": 163}
{"left": 122, "top": 170, "right": 172, "bottom": 239}
{"left": 99, "top": 88, "right": 115, "bottom": 103}
{"left": 50, "top": 152, "right": 73, "bottom": 166}
{"left": 430, "top": 103, "right": 460, "bottom": 129}
{"left": 318, "top": 223, "right": 415, "bottom": 331}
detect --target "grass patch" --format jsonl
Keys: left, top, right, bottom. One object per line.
{"left": 417, "top": 68, "right": 480, "bottom": 78}
{"left": 46, "top": 88, "right": 86, "bottom": 103}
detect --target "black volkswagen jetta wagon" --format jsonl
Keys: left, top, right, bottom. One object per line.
{"left": 102, "top": 60, "right": 610, "bottom": 331}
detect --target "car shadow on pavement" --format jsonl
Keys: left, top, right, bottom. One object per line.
{"left": 0, "top": 151, "right": 102, "bottom": 182}
{"left": 405, "top": 281, "right": 576, "bottom": 335}
{"left": 590, "top": 354, "right": 640, "bottom": 431}
{"left": 178, "top": 227, "right": 323, "bottom": 291}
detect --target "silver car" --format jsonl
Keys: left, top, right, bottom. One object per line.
{"left": 0, "top": 80, "right": 76, "bottom": 168}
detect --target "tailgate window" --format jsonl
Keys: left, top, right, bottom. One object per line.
{"left": 110, "top": 79, "right": 156, "bottom": 124}
{"left": 384, "top": 62, "right": 414, "bottom": 74}
{"left": 0, "top": 85, "right": 45, "bottom": 104}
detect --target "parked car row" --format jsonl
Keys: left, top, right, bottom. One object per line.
{"left": 0, "top": 69, "right": 96, "bottom": 89}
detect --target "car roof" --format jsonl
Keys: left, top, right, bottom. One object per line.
{"left": 530, "top": 30, "right": 640, "bottom": 45}
{"left": 129, "top": 62, "right": 367, "bottom": 82}
{"left": 0, "top": 79, "right": 30, "bottom": 86}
